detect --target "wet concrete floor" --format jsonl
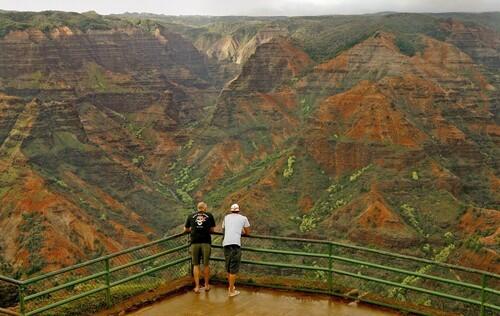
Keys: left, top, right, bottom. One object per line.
{"left": 128, "top": 285, "right": 399, "bottom": 316}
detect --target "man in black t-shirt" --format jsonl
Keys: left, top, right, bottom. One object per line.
{"left": 184, "top": 201, "right": 216, "bottom": 293}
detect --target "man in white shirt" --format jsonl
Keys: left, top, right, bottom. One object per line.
{"left": 222, "top": 203, "right": 250, "bottom": 297}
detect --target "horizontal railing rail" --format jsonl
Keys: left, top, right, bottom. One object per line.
{"left": 22, "top": 232, "right": 187, "bottom": 286}
{"left": 214, "top": 245, "right": 497, "bottom": 295}
{"left": 213, "top": 232, "right": 500, "bottom": 279}
{"left": 211, "top": 232, "right": 500, "bottom": 316}
{"left": 0, "top": 232, "right": 190, "bottom": 316}
{"left": 1, "top": 232, "right": 499, "bottom": 316}
{"left": 0, "top": 276, "right": 22, "bottom": 286}
{"left": 207, "top": 256, "right": 498, "bottom": 313}
{"left": 0, "top": 308, "right": 19, "bottom": 316}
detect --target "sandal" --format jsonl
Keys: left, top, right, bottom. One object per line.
{"left": 229, "top": 290, "right": 240, "bottom": 297}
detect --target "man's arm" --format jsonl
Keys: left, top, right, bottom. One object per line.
{"left": 242, "top": 217, "right": 250, "bottom": 235}
{"left": 242, "top": 226, "right": 251, "bottom": 235}
{"left": 218, "top": 215, "right": 226, "bottom": 233}
{"left": 209, "top": 213, "right": 216, "bottom": 233}
{"left": 183, "top": 215, "right": 191, "bottom": 233}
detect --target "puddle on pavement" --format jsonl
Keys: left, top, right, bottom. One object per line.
{"left": 127, "top": 285, "right": 399, "bottom": 316}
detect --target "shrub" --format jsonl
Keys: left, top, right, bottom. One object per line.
{"left": 349, "top": 165, "right": 371, "bottom": 182}
{"left": 283, "top": 155, "right": 296, "bottom": 179}
{"left": 464, "top": 235, "right": 482, "bottom": 252}
{"left": 411, "top": 171, "right": 419, "bottom": 180}
{"left": 299, "top": 214, "right": 318, "bottom": 232}
{"left": 400, "top": 204, "right": 424, "bottom": 235}
{"left": 132, "top": 155, "right": 145, "bottom": 167}
{"left": 395, "top": 34, "right": 425, "bottom": 57}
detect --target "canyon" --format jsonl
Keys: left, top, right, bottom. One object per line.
{"left": 0, "top": 11, "right": 498, "bottom": 278}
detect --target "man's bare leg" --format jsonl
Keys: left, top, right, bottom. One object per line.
{"left": 228, "top": 273, "right": 239, "bottom": 296}
{"left": 193, "top": 265, "right": 200, "bottom": 292}
{"left": 203, "top": 265, "right": 211, "bottom": 290}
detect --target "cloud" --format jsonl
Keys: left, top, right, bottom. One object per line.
{"left": 0, "top": 0, "right": 499, "bottom": 15}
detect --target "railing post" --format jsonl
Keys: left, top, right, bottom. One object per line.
{"left": 19, "top": 284, "right": 26, "bottom": 316}
{"left": 328, "top": 243, "right": 333, "bottom": 294}
{"left": 480, "top": 274, "right": 487, "bottom": 316}
{"left": 187, "top": 234, "right": 192, "bottom": 278}
{"left": 105, "top": 257, "right": 111, "bottom": 308}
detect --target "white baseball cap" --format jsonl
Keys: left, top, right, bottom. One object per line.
{"left": 230, "top": 204, "right": 240, "bottom": 212}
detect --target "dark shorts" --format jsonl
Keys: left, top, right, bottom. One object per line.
{"left": 224, "top": 245, "right": 242, "bottom": 274}
{"left": 191, "top": 243, "right": 211, "bottom": 266}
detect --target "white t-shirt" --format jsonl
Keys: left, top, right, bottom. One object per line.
{"left": 222, "top": 213, "right": 250, "bottom": 247}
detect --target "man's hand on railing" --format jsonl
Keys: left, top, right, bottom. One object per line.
{"left": 242, "top": 227, "right": 251, "bottom": 236}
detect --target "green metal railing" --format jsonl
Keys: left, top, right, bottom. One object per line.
{"left": 0, "top": 232, "right": 190, "bottom": 316}
{"left": 0, "top": 232, "right": 499, "bottom": 315}
{"left": 210, "top": 233, "right": 499, "bottom": 316}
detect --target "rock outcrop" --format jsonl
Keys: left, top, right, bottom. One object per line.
{"left": 0, "top": 12, "right": 498, "bottom": 275}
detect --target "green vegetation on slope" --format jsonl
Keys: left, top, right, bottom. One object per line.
{"left": 17, "top": 213, "right": 46, "bottom": 274}
{"left": 286, "top": 13, "right": 449, "bottom": 62}
{"left": 0, "top": 11, "right": 129, "bottom": 37}
{"left": 0, "top": 9, "right": 498, "bottom": 279}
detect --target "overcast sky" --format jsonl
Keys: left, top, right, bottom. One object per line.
{"left": 1, "top": 0, "right": 499, "bottom": 16}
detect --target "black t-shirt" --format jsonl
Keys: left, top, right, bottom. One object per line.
{"left": 185, "top": 211, "right": 215, "bottom": 244}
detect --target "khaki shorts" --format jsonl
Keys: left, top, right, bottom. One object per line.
{"left": 191, "top": 243, "right": 211, "bottom": 266}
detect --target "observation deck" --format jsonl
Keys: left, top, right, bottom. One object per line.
{"left": 0, "top": 233, "right": 498, "bottom": 316}
{"left": 127, "top": 284, "right": 397, "bottom": 316}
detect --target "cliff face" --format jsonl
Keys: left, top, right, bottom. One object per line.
{"left": 196, "top": 26, "right": 288, "bottom": 65}
{"left": 0, "top": 96, "right": 141, "bottom": 271}
{"left": 187, "top": 26, "right": 499, "bottom": 273}
{"left": 0, "top": 25, "right": 214, "bottom": 122}
{"left": 0, "top": 27, "right": 209, "bottom": 83}
{"left": 306, "top": 33, "right": 494, "bottom": 174}
{"left": 228, "top": 37, "right": 312, "bottom": 92}
{"left": 0, "top": 23, "right": 219, "bottom": 274}
{"left": 0, "top": 12, "right": 499, "bottom": 276}
{"left": 211, "top": 37, "right": 312, "bottom": 134}
{"left": 441, "top": 19, "right": 500, "bottom": 71}
{"left": 440, "top": 18, "right": 500, "bottom": 128}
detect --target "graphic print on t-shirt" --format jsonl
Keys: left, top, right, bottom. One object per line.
{"left": 195, "top": 214, "right": 208, "bottom": 227}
